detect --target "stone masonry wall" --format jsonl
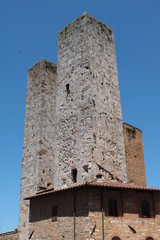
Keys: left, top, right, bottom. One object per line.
{"left": 123, "top": 123, "right": 146, "bottom": 186}
{"left": 19, "top": 59, "right": 57, "bottom": 240}
{"left": 54, "top": 12, "right": 127, "bottom": 189}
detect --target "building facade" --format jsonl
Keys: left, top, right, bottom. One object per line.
{"left": 17, "top": 13, "right": 160, "bottom": 239}
{"left": 26, "top": 182, "right": 160, "bottom": 239}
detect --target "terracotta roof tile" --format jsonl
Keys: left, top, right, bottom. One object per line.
{"left": 25, "top": 180, "right": 160, "bottom": 200}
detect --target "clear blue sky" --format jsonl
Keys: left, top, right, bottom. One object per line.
{"left": 1, "top": 0, "right": 160, "bottom": 233}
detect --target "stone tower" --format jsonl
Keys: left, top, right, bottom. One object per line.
{"left": 19, "top": 60, "right": 57, "bottom": 239}
{"left": 54, "top": 13, "right": 127, "bottom": 188}
{"left": 19, "top": 13, "right": 127, "bottom": 239}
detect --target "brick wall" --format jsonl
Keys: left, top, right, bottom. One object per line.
{"left": 123, "top": 123, "right": 146, "bottom": 186}
{"left": 89, "top": 188, "right": 160, "bottom": 239}
{"left": 29, "top": 189, "right": 90, "bottom": 240}
{"left": 28, "top": 187, "right": 160, "bottom": 239}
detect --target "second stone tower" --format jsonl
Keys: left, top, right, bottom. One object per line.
{"left": 54, "top": 13, "right": 127, "bottom": 189}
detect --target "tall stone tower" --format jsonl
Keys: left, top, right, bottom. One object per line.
{"left": 54, "top": 13, "right": 127, "bottom": 188}
{"left": 19, "top": 60, "right": 57, "bottom": 239}
{"left": 19, "top": 13, "right": 127, "bottom": 239}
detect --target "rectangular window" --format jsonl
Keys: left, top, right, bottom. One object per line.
{"left": 52, "top": 206, "right": 57, "bottom": 222}
{"left": 66, "top": 83, "right": 70, "bottom": 95}
{"left": 108, "top": 199, "right": 118, "bottom": 217}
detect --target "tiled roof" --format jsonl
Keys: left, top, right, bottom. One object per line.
{"left": 0, "top": 229, "right": 18, "bottom": 236}
{"left": 25, "top": 180, "right": 160, "bottom": 200}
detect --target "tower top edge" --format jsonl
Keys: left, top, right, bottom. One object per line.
{"left": 28, "top": 59, "right": 57, "bottom": 72}
{"left": 58, "top": 12, "right": 113, "bottom": 35}
{"left": 123, "top": 122, "right": 142, "bottom": 132}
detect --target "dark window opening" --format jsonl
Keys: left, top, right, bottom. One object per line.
{"left": 112, "top": 237, "right": 121, "bottom": 240}
{"left": 108, "top": 199, "right": 118, "bottom": 217}
{"left": 66, "top": 83, "right": 70, "bottom": 95}
{"left": 52, "top": 206, "right": 57, "bottom": 222}
{"left": 96, "top": 174, "right": 102, "bottom": 179}
{"left": 146, "top": 237, "right": 154, "bottom": 240}
{"left": 141, "top": 201, "right": 150, "bottom": 218}
{"left": 71, "top": 168, "right": 77, "bottom": 183}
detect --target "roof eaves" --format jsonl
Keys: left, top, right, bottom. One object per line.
{"left": 24, "top": 181, "right": 160, "bottom": 200}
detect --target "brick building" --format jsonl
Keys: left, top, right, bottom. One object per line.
{"left": 3, "top": 13, "right": 160, "bottom": 239}
{"left": 26, "top": 181, "right": 160, "bottom": 239}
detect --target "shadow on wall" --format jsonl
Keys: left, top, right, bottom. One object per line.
{"left": 29, "top": 188, "right": 156, "bottom": 223}
{"left": 29, "top": 189, "right": 89, "bottom": 222}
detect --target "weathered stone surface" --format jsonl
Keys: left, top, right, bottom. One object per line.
{"left": 54, "top": 12, "right": 127, "bottom": 189}
{"left": 19, "top": 59, "right": 57, "bottom": 240}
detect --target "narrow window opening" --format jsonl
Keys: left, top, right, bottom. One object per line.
{"left": 71, "top": 168, "right": 77, "bottom": 183}
{"left": 92, "top": 99, "right": 96, "bottom": 107}
{"left": 66, "top": 83, "right": 70, "bottom": 95}
{"left": 71, "top": 161, "right": 77, "bottom": 183}
{"left": 141, "top": 201, "right": 150, "bottom": 218}
{"left": 108, "top": 199, "right": 118, "bottom": 217}
{"left": 52, "top": 206, "right": 57, "bottom": 222}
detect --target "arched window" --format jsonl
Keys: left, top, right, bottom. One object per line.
{"left": 108, "top": 199, "right": 118, "bottom": 216}
{"left": 141, "top": 201, "right": 150, "bottom": 218}
{"left": 112, "top": 237, "right": 121, "bottom": 240}
{"left": 146, "top": 237, "right": 154, "bottom": 240}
